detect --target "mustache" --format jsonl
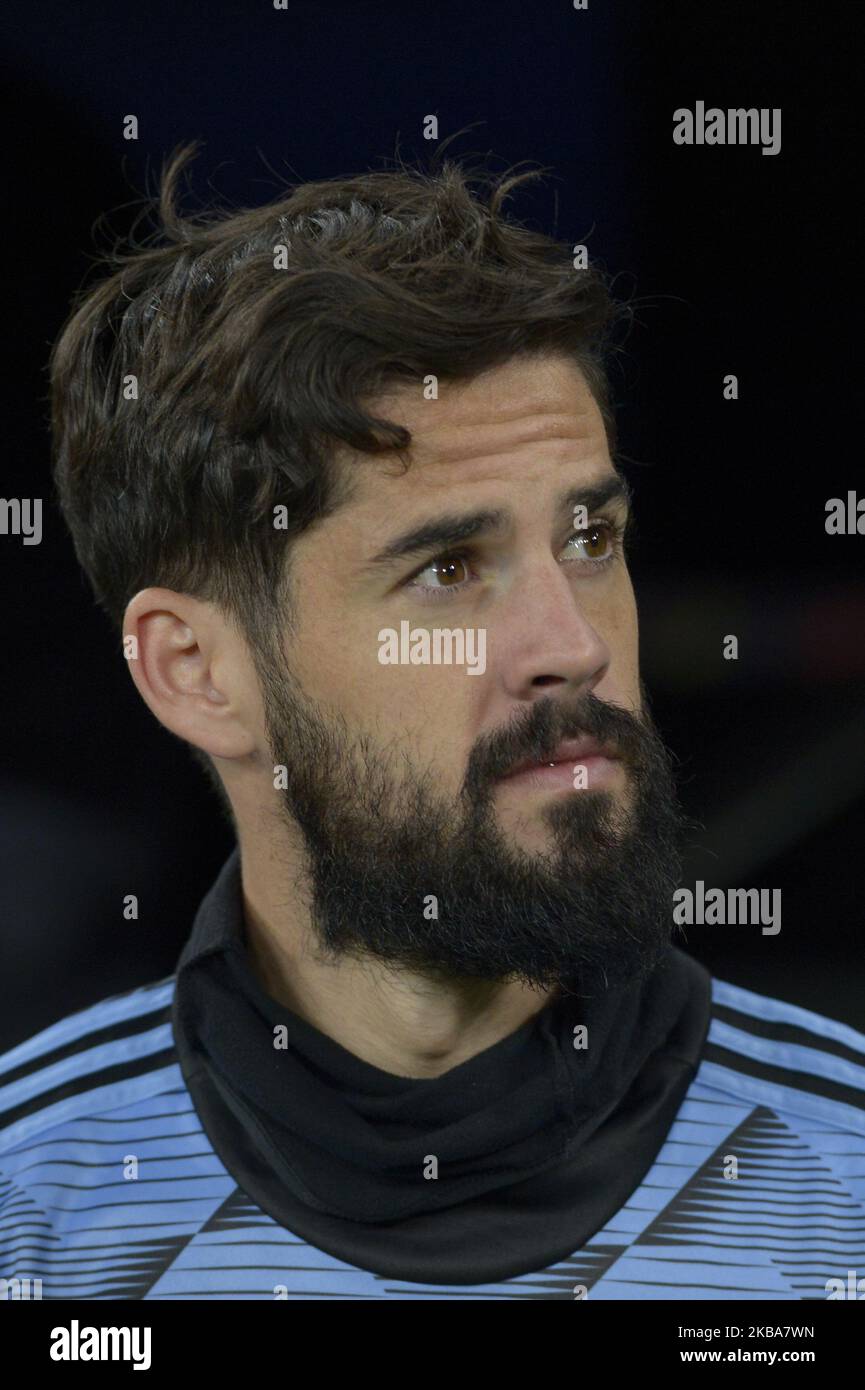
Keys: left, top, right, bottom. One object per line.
{"left": 463, "top": 690, "right": 652, "bottom": 793}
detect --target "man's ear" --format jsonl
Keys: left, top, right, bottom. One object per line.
{"left": 122, "top": 588, "right": 258, "bottom": 760}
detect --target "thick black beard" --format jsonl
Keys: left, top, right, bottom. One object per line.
{"left": 256, "top": 661, "right": 689, "bottom": 998}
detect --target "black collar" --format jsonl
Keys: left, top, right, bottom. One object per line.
{"left": 172, "top": 847, "right": 712, "bottom": 1285}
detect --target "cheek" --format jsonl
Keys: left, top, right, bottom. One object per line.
{"left": 364, "top": 660, "right": 481, "bottom": 793}
{"left": 369, "top": 662, "right": 478, "bottom": 743}
{"left": 614, "top": 586, "right": 639, "bottom": 655}
{"left": 292, "top": 609, "right": 478, "bottom": 742}
{"left": 620, "top": 595, "right": 641, "bottom": 701}
{"left": 599, "top": 577, "right": 640, "bottom": 699}
{"left": 288, "top": 610, "right": 386, "bottom": 714}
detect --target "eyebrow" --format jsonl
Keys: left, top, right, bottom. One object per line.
{"left": 364, "top": 474, "right": 634, "bottom": 571}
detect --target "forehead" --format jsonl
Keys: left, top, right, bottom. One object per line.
{"left": 337, "top": 353, "right": 610, "bottom": 511}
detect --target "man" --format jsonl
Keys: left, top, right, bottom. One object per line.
{"left": 1, "top": 147, "right": 863, "bottom": 1300}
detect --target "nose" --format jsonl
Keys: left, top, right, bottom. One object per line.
{"left": 497, "top": 560, "right": 612, "bottom": 703}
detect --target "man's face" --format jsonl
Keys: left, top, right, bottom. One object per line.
{"left": 249, "top": 352, "right": 687, "bottom": 994}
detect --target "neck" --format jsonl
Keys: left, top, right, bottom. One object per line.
{"left": 237, "top": 836, "right": 556, "bottom": 1079}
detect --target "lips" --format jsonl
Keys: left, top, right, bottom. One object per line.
{"left": 499, "top": 738, "right": 619, "bottom": 780}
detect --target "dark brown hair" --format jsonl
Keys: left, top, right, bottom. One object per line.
{"left": 49, "top": 143, "right": 629, "bottom": 804}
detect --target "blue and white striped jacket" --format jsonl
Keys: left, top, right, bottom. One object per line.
{"left": 1, "top": 974, "right": 864, "bottom": 1299}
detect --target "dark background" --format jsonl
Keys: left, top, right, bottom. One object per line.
{"left": 2, "top": 0, "right": 862, "bottom": 1050}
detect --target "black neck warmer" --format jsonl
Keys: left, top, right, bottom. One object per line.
{"left": 172, "top": 849, "right": 711, "bottom": 1285}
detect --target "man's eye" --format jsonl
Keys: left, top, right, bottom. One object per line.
{"left": 564, "top": 520, "right": 623, "bottom": 566}
{"left": 403, "top": 520, "right": 625, "bottom": 601}
{"left": 406, "top": 552, "right": 474, "bottom": 599}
